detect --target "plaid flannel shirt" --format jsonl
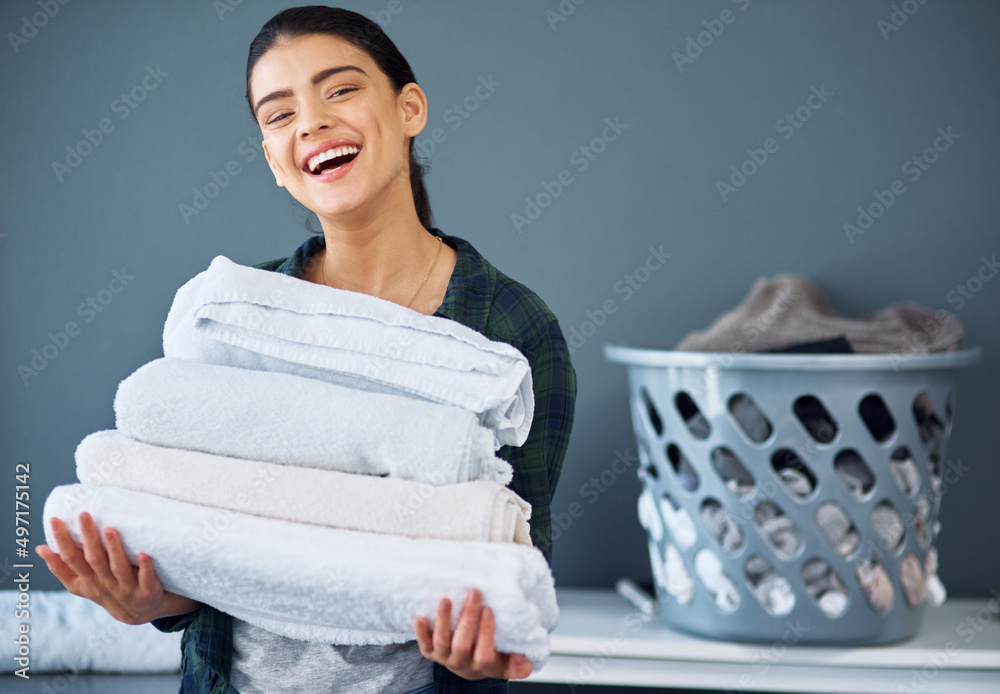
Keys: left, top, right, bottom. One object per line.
{"left": 152, "top": 230, "right": 576, "bottom": 694}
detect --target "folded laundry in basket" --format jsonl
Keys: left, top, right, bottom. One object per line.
{"left": 44, "top": 485, "right": 558, "bottom": 669}
{"left": 0, "top": 590, "right": 181, "bottom": 674}
{"left": 744, "top": 555, "right": 796, "bottom": 616}
{"left": 77, "top": 430, "right": 532, "bottom": 545}
{"left": 856, "top": 557, "right": 895, "bottom": 614}
{"left": 162, "top": 255, "right": 534, "bottom": 448}
{"left": 114, "top": 358, "right": 509, "bottom": 485}
{"left": 800, "top": 559, "right": 849, "bottom": 618}
{"left": 767, "top": 336, "right": 854, "bottom": 354}
{"left": 676, "top": 274, "right": 963, "bottom": 353}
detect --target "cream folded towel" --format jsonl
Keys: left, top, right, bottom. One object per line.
{"left": 76, "top": 430, "right": 532, "bottom": 545}
{"left": 162, "top": 255, "right": 534, "bottom": 448}
{"left": 44, "top": 485, "right": 558, "bottom": 669}
{"left": 114, "top": 358, "right": 510, "bottom": 485}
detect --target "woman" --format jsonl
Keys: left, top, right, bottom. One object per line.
{"left": 36, "top": 6, "right": 575, "bottom": 693}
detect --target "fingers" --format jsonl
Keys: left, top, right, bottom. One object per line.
{"left": 415, "top": 616, "right": 434, "bottom": 657}
{"left": 48, "top": 517, "right": 92, "bottom": 581}
{"left": 432, "top": 597, "right": 453, "bottom": 657}
{"left": 105, "top": 528, "right": 137, "bottom": 589}
{"left": 505, "top": 653, "right": 533, "bottom": 680}
{"left": 35, "top": 544, "right": 79, "bottom": 588}
{"left": 135, "top": 553, "right": 161, "bottom": 594}
{"left": 451, "top": 589, "right": 483, "bottom": 661}
{"left": 39, "top": 516, "right": 167, "bottom": 626}
{"left": 472, "top": 605, "right": 497, "bottom": 669}
{"left": 78, "top": 513, "right": 113, "bottom": 581}
{"left": 415, "top": 590, "right": 531, "bottom": 680}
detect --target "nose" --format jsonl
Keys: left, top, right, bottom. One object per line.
{"left": 298, "top": 97, "right": 333, "bottom": 139}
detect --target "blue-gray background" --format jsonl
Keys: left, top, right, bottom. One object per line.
{"left": 2, "top": 0, "right": 998, "bottom": 645}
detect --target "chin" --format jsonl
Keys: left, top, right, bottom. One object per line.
{"left": 310, "top": 197, "right": 370, "bottom": 221}
{"left": 292, "top": 185, "right": 361, "bottom": 217}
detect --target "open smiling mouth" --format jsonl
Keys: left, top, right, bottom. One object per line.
{"left": 306, "top": 145, "right": 361, "bottom": 176}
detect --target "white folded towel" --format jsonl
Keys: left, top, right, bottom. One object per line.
{"left": 162, "top": 256, "right": 534, "bottom": 448}
{"left": 114, "top": 358, "right": 510, "bottom": 486}
{"left": 77, "top": 430, "right": 532, "bottom": 545}
{"left": 0, "top": 590, "right": 181, "bottom": 674}
{"left": 44, "top": 485, "right": 557, "bottom": 668}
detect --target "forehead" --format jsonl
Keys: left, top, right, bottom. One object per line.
{"left": 250, "top": 33, "right": 382, "bottom": 92}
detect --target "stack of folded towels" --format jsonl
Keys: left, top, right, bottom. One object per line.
{"left": 43, "top": 256, "right": 558, "bottom": 668}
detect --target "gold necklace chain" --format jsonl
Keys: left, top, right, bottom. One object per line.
{"left": 407, "top": 236, "right": 444, "bottom": 309}
{"left": 320, "top": 235, "right": 444, "bottom": 310}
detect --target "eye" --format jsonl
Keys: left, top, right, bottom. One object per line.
{"left": 262, "top": 86, "right": 357, "bottom": 125}
{"left": 265, "top": 111, "right": 292, "bottom": 126}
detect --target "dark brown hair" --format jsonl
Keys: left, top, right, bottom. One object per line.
{"left": 246, "top": 6, "right": 432, "bottom": 228}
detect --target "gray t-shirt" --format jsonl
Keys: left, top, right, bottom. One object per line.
{"left": 230, "top": 618, "right": 434, "bottom": 694}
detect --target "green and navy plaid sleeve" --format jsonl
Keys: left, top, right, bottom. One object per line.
{"left": 151, "top": 606, "right": 232, "bottom": 694}
{"left": 486, "top": 297, "right": 576, "bottom": 563}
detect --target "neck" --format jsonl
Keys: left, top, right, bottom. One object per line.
{"left": 314, "top": 198, "right": 433, "bottom": 301}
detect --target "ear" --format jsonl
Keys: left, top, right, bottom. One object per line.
{"left": 262, "top": 139, "right": 285, "bottom": 188}
{"left": 398, "top": 83, "right": 428, "bottom": 139}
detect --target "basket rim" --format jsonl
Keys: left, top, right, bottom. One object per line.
{"left": 603, "top": 345, "right": 982, "bottom": 371}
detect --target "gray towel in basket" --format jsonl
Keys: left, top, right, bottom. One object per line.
{"left": 676, "top": 274, "right": 963, "bottom": 354}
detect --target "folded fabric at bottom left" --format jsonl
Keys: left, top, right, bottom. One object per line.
{"left": 0, "top": 590, "right": 181, "bottom": 674}
{"left": 43, "top": 484, "right": 559, "bottom": 670}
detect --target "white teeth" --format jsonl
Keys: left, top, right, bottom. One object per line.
{"left": 307, "top": 145, "right": 359, "bottom": 174}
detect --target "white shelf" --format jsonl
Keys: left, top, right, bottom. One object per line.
{"left": 527, "top": 588, "right": 1000, "bottom": 693}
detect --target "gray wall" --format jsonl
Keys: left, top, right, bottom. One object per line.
{"left": 2, "top": 0, "right": 997, "bottom": 607}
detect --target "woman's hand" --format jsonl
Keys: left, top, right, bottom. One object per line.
{"left": 35, "top": 512, "right": 200, "bottom": 625}
{"left": 415, "top": 588, "right": 532, "bottom": 681}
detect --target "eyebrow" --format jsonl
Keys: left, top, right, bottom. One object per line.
{"left": 254, "top": 65, "right": 368, "bottom": 114}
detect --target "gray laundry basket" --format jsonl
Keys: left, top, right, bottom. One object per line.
{"left": 604, "top": 345, "right": 980, "bottom": 645}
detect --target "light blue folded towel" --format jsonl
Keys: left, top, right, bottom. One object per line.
{"left": 114, "top": 358, "right": 510, "bottom": 485}
{"left": 162, "top": 256, "right": 534, "bottom": 448}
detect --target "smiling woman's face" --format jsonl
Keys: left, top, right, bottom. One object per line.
{"left": 249, "top": 33, "right": 426, "bottom": 224}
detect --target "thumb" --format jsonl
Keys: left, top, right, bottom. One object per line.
{"left": 505, "top": 653, "right": 532, "bottom": 679}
